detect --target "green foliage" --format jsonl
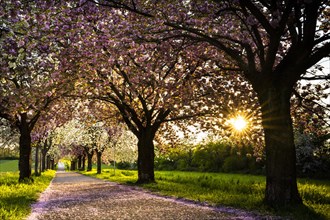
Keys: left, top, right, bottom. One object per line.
{"left": 155, "top": 141, "right": 264, "bottom": 173}
{"left": 82, "top": 169, "right": 329, "bottom": 219}
{"left": 222, "top": 155, "right": 247, "bottom": 172}
{"left": 0, "top": 160, "right": 19, "bottom": 172}
{"left": 192, "top": 142, "right": 231, "bottom": 172}
{"left": 116, "top": 161, "right": 137, "bottom": 170}
{"left": 295, "top": 132, "right": 330, "bottom": 179}
{"left": 0, "top": 170, "right": 55, "bottom": 220}
{"left": 0, "top": 156, "right": 19, "bottom": 160}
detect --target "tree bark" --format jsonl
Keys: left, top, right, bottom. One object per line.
{"left": 86, "top": 149, "right": 94, "bottom": 171}
{"left": 96, "top": 150, "right": 102, "bottom": 174}
{"left": 34, "top": 146, "right": 40, "bottom": 176}
{"left": 257, "top": 84, "right": 302, "bottom": 206}
{"left": 39, "top": 149, "right": 42, "bottom": 174}
{"left": 78, "top": 155, "right": 82, "bottom": 170}
{"left": 82, "top": 155, "right": 86, "bottom": 170}
{"left": 41, "top": 140, "right": 51, "bottom": 172}
{"left": 70, "top": 159, "right": 77, "bottom": 171}
{"left": 18, "top": 113, "right": 33, "bottom": 182}
{"left": 136, "top": 128, "right": 156, "bottom": 184}
{"left": 46, "top": 155, "right": 51, "bottom": 169}
{"left": 41, "top": 152, "right": 46, "bottom": 172}
{"left": 50, "top": 159, "right": 55, "bottom": 170}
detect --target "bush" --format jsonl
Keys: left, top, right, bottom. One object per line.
{"left": 192, "top": 142, "right": 231, "bottom": 172}
{"left": 222, "top": 155, "right": 247, "bottom": 172}
{"left": 116, "top": 161, "right": 137, "bottom": 170}
{"left": 0, "top": 156, "right": 19, "bottom": 160}
{"left": 155, "top": 141, "right": 263, "bottom": 174}
{"left": 295, "top": 131, "right": 330, "bottom": 178}
{"left": 155, "top": 157, "right": 176, "bottom": 170}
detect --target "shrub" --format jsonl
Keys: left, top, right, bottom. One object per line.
{"left": 155, "top": 157, "right": 176, "bottom": 170}
{"left": 116, "top": 161, "right": 137, "bottom": 170}
{"left": 223, "top": 155, "right": 247, "bottom": 172}
{"left": 155, "top": 141, "right": 263, "bottom": 174}
{"left": 192, "top": 142, "right": 231, "bottom": 172}
{"left": 295, "top": 131, "right": 330, "bottom": 178}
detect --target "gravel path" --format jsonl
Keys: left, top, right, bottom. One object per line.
{"left": 26, "top": 163, "right": 269, "bottom": 220}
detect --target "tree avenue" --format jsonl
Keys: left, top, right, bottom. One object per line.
{"left": 83, "top": 0, "right": 330, "bottom": 205}
{"left": 0, "top": 0, "right": 329, "bottom": 208}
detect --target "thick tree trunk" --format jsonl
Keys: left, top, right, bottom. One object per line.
{"left": 18, "top": 114, "right": 33, "bottom": 182}
{"left": 257, "top": 85, "right": 302, "bottom": 206}
{"left": 136, "top": 129, "right": 155, "bottom": 184}
{"left": 96, "top": 150, "right": 102, "bottom": 174}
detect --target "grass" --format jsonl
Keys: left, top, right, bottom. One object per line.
{"left": 81, "top": 168, "right": 330, "bottom": 220}
{"left": 0, "top": 160, "right": 19, "bottom": 172}
{"left": 0, "top": 170, "right": 56, "bottom": 220}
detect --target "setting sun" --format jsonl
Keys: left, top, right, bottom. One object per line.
{"left": 229, "top": 115, "right": 248, "bottom": 132}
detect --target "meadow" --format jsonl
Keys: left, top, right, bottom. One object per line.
{"left": 81, "top": 168, "right": 330, "bottom": 220}
{"left": 0, "top": 160, "right": 19, "bottom": 172}
{"left": 0, "top": 169, "right": 55, "bottom": 220}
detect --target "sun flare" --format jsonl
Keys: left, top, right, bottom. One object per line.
{"left": 229, "top": 115, "right": 248, "bottom": 132}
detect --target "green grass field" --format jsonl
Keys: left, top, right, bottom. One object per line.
{"left": 81, "top": 168, "right": 330, "bottom": 220}
{"left": 0, "top": 160, "right": 19, "bottom": 172}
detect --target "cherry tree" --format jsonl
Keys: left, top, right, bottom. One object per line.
{"left": 85, "top": 123, "right": 108, "bottom": 174}
{"left": 0, "top": 1, "right": 78, "bottom": 181}
{"left": 72, "top": 37, "right": 243, "bottom": 183}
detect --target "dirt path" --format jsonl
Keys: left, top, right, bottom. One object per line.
{"left": 26, "top": 163, "right": 267, "bottom": 220}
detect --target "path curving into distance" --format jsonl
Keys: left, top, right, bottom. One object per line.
{"left": 27, "top": 163, "right": 266, "bottom": 220}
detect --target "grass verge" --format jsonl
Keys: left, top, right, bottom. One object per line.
{"left": 80, "top": 168, "right": 329, "bottom": 220}
{"left": 0, "top": 170, "right": 56, "bottom": 220}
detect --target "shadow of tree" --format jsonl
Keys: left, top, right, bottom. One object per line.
{"left": 272, "top": 203, "right": 327, "bottom": 220}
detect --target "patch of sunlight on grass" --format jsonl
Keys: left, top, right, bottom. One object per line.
{"left": 80, "top": 168, "right": 138, "bottom": 184}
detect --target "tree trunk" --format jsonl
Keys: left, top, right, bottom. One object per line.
{"left": 87, "top": 151, "right": 94, "bottom": 171}
{"left": 41, "top": 142, "right": 51, "bottom": 172}
{"left": 257, "top": 85, "right": 302, "bottom": 206}
{"left": 70, "top": 159, "right": 76, "bottom": 171}
{"left": 46, "top": 155, "right": 51, "bottom": 169}
{"left": 136, "top": 129, "right": 156, "bottom": 184}
{"left": 82, "top": 155, "right": 86, "bottom": 170}
{"left": 39, "top": 150, "right": 42, "bottom": 174}
{"left": 96, "top": 150, "right": 102, "bottom": 174}
{"left": 50, "top": 159, "right": 55, "bottom": 170}
{"left": 18, "top": 114, "right": 33, "bottom": 182}
{"left": 41, "top": 152, "right": 46, "bottom": 172}
{"left": 78, "top": 155, "right": 82, "bottom": 170}
{"left": 34, "top": 146, "right": 40, "bottom": 176}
